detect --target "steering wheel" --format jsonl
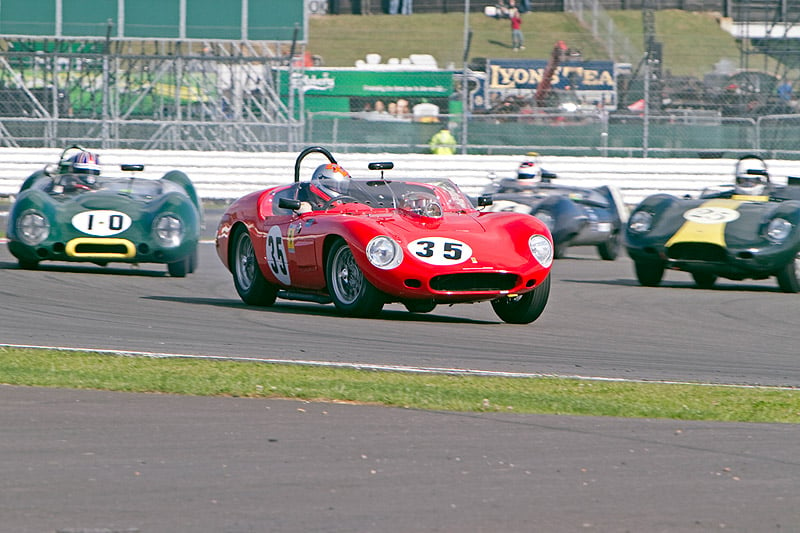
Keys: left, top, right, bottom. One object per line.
{"left": 321, "top": 195, "right": 361, "bottom": 210}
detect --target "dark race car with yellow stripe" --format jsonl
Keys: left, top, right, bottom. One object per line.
{"left": 7, "top": 145, "right": 202, "bottom": 277}
{"left": 625, "top": 155, "right": 800, "bottom": 293}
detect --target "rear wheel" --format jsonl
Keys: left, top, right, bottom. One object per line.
{"left": 634, "top": 260, "right": 665, "bottom": 287}
{"left": 231, "top": 226, "right": 277, "bottom": 306}
{"left": 691, "top": 271, "right": 717, "bottom": 289}
{"left": 326, "top": 239, "right": 384, "bottom": 317}
{"left": 491, "top": 275, "right": 550, "bottom": 324}
{"left": 776, "top": 252, "right": 800, "bottom": 293}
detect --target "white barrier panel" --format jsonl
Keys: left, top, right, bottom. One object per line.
{"left": 2, "top": 148, "right": 798, "bottom": 206}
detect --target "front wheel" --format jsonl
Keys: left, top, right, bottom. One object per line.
{"left": 776, "top": 252, "right": 800, "bottom": 293}
{"left": 491, "top": 275, "right": 550, "bottom": 324}
{"left": 231, "top": 227, "right": 277, "bottom": 306}
{"left": 168, "top": 256, "right": 190, "bottom": 277}
{"left": 597, "top": 232, "right": 620, "bottom": 261}
{"left": 634, "top": 260, "right": 665, "bottom": 287}
{"left": 326, "top": 239, "right": 384, "bottom": 317}
{"left": 404, "top": 300, "right": 437, "bottom": 314}
{"left": 691, "top": 271, "right": 717, "bottom": 289}
{"left": 18, "top": 259, "right": 39, "bottom": 270}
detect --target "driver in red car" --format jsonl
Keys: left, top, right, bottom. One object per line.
{"left": 308, "top": 162, "right": 352, "bottom": 207}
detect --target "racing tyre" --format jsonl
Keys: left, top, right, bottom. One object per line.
{"left": 187, "top": 247, "right": 198, "bottom": 274}
{"left": 634, "top": 260, "right": 665, "bottom": 287}
{"left": 404, "top": 300, "right": 437, "bottom": 313}
{"left": 597, "top": 232, "right": 620, "bottom": 261}
{"left": 691, "top": 272, "right": 717, "bottom": 289}
{"left": 18, "top": 259, "right": 39, "bottom": 270}
{"left": 168, "top": 256, "right": 190, "bottom": 277}
{"left": 326, "top": 239, "right": 384, "bottom": 317}
{"left": 776, "top": 252, "right": 800, "bottom": 293}
{"left": 491, "top": 274, "right": 550, "bottom": 325}
{"left": 231, "top": 227, "right": 278, "bottom": 306}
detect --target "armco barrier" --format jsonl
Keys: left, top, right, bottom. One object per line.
{"left": 2, "top": 148, "right": 799, "bottom": 207}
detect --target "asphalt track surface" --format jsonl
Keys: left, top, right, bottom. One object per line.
{"left": 2, "top": 218, "right": 800, "bottom": 531}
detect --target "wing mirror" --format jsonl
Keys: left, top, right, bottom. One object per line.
{"left": 477, "top": 194, "right": 493, "bottom": 207}
{"left": 278, "top": 197, "right": 302, "bottom": 211}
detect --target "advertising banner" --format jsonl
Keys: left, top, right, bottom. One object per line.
{"left": 474, "top": 59, "right": 618, "bottom": 111}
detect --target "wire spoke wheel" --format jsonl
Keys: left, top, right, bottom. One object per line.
{"left": 231, "top": 227, "right": 277, "bottom": 306}
{"left": 326, "top": 239, "right": 384, "bottom": 317}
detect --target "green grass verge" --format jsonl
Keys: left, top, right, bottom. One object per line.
{"left": 2, "top": 347, "right": 799, "bottom": 423}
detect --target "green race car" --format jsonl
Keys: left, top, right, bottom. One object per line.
{"left": 7, "top": 145, "right": 201, "bottom": 277}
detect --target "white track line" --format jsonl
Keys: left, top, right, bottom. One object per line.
{"left": 1, "top": 343, "right": 796, "bottom": 390}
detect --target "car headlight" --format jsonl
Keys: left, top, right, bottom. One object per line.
{"left": 16, "top": 209, "right": 50, "bottom": 245}
{"left": 628, "top": 211, "right": 653, "bottom": 233}
{"left": 534, "top": 211, "right": 554, "bottom": 229}
{"left": 366, "top": 235, "right": 403, "bottom": 270}
{"left": 153, "top": 214, "right": 184, "bottom": 247}
{"left": 766, "top": 218, "right": 792, "bottom": 243}
{"left": 529, "top": 234, "right": 553, "bottom": 268}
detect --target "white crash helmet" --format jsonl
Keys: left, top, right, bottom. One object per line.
{"left": 734, "top": 155, "right": 769, "bottom": 196}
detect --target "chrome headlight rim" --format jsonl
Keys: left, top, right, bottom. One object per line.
{"left": 529, "top": 234, "right": 553, "bottom": 268}
{"left": 766, "top": 217, "right": 792, "bottom": 243}
{"left": 153, "top": 213, "right": 184, "bottom": 248}
{"left": 366, "top": 235, "right": 403, "bottom": 270}
{"left": 16, "top": 209, "right": 50, "bottom": 246}
{"left": 628, "top": 210, "right": 654, "bottom": 234}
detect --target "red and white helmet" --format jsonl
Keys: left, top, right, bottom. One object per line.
{"left": 517, "top": 159, "right": 542, "bottom": 180}
{"left": 311, "top": 163, "right": 351, "bottom": 196}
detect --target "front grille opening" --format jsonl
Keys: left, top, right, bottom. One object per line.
{"left": 404, "top": 279, "right": 422, "bottom": 288}
{"left": 430, "top": 273, "right": 518, "bottom": 292}
{"left": 667, "top": 243, "right": 727, "bottom": 262}
{"left": 75, "top": 243, "right": 130, "bottom": 255}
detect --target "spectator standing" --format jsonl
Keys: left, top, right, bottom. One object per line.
{"left": 510, "top": 2, "right": 524, "bottom": 51}
{"left": 429, "top": 126, "right": 457, "bottom": 155}
{"left": 777, "top": 79, "right": 793, "bottom": 104}
{"left": 401, "top": 0, "right": 412, "bottom": 14}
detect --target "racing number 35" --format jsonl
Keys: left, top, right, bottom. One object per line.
{"left": 266, "top": 225, "right": 291, "bottom": 285}
{"left": 408, "top": 237, "right": 472, "bottom": 266}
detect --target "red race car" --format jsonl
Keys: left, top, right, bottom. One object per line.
{"left": 215, "top": 147, "right": 553, "bottom": 324}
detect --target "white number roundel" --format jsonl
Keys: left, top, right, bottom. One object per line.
{"left": 71, "top": 210, "right": 132, "bottom": 236}
{"left": 265, "top": 225, "right": 291, "bottom": 285}
{"left": 683, "top": 207, "right": 740, "bottom": 224}
{"left": 408, "top": 237, "right": 472, "bottom": 266}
